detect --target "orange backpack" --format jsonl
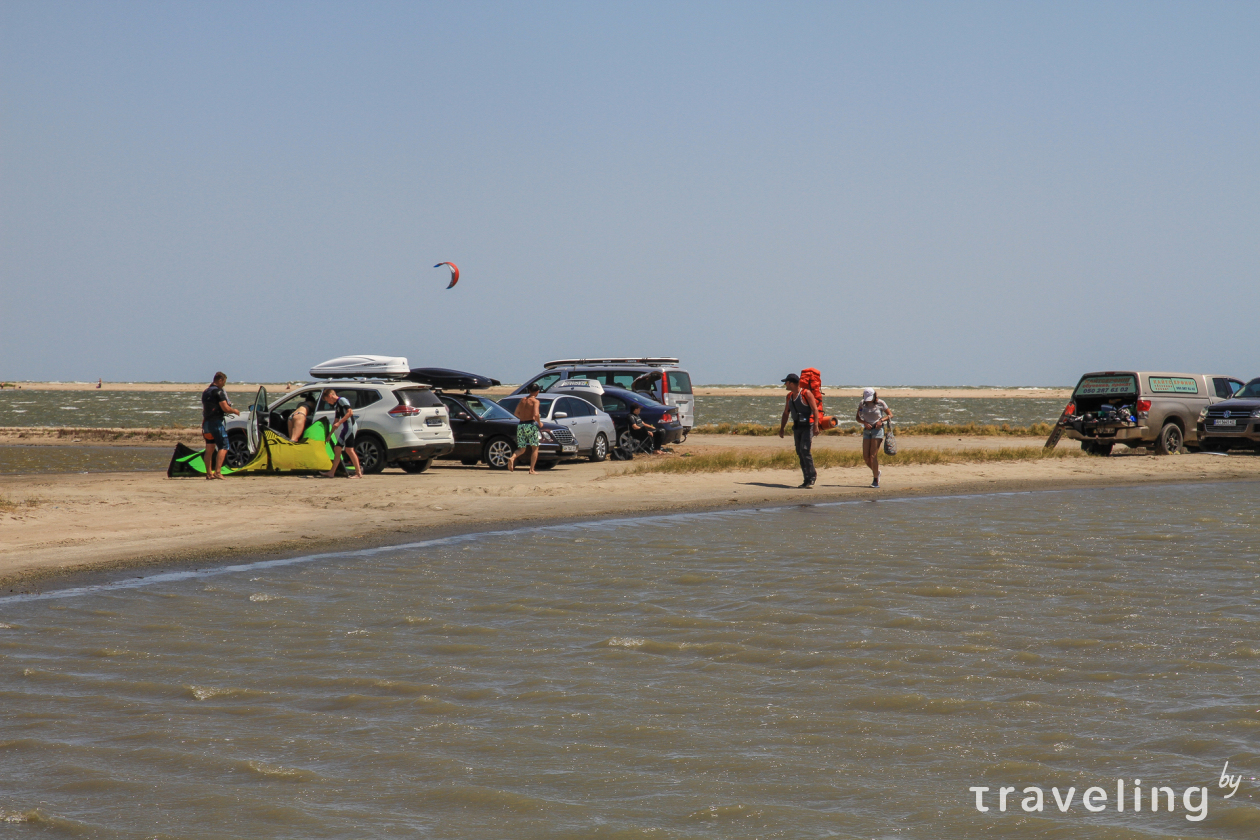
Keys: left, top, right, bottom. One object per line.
{"left": 799, "top": 368, "right": 838, "bottom": 430}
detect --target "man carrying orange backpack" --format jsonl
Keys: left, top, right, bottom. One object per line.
{"left": 778, "top": 372, "right": 819, "bottom": 489}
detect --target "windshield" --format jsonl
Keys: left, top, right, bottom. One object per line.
{"left": 498, "top": 397, "right": 555, "bottom": 417}
{"left": 1237, "top": 378, "right": 1260, "bottom": 399}
{"left": 1074, "top": 375, "right": 1137, "bottom": 398}
{"left": 463, "top": 396, "right": 516, "bottom": 421}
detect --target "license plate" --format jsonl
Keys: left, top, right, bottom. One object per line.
{"left": 561, "top": 445, "right": 577, "bottom": 452}
{"left": 1214, "top": 419, "right": 1237, "bottom": 426}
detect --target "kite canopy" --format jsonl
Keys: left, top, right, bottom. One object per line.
{"left": 167, "top": 418, "right": 355, "bottom": 477}
{"left": 434, "top": 262, "right": 459, "bottom": 289}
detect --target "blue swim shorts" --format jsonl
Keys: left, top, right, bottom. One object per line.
{"left": 202, "top": 418, "right": 229, "bottom": 449}
{"left": 862, "top": 426, "right": 885, "bottom": 440}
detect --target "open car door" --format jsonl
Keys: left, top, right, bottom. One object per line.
{"left": 247, "top": 386, "right": 268, "bottom": 455}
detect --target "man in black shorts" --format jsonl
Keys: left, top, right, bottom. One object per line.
{"left": 201, "top": 372, "right": 240, "bottom": 480}
{"left": 321, "top": 389, "right": 363, "bottom": 478}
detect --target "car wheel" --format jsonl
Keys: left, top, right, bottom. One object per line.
{"left": 484, "top": 437, "right": 515, "bottom": 470}
{"left": 1154, "top": 423, "right": 1183, "bottom": 455}
{"left": 225, "top": 432, "right": 252, "bottom": 469}
{"left": 354, "top": 434, "right": 388, "bottom": 474}
{"left": 589, "top": 432, "right": 608, "bottom": 462}
{"left": 617, "top": 429, "right": 635, "bottom": 452}
{"left": 399, "top": 458, "right": 431, "bottom": 474}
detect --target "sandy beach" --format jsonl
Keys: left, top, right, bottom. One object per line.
{"left": 3, "top": 431, "right": 1255, "bottom": 591}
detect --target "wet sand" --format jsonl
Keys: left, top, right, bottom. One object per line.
{"left": 3, "top": 432, "right": 1256, "bottom": 590}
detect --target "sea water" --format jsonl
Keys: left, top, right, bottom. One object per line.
{"left": 1, "top": 484, "right": 1257, "bottom": 838}
{"left": 0, "top": 391, "right": 1065, "bottom": 429}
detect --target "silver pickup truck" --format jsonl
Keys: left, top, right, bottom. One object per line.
{"left": 1053, "top": 371, "right": 1245, "bottom": 455}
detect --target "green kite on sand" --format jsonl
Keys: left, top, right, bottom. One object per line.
{"left": 168, "top": 385, "right": 356, "bottom": 477}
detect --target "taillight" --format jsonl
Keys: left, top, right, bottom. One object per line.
{"left": 389, "top": 405, "right": 422, "bottom": 417}
{"left": 661, "top": 413, "right": 673, "bottom": 422}
{"left": 1136, "top": 399, "right": 1151, "bottom": 413}
{"left": 1063, "top": 402, "right": 1075, "bottom": 416}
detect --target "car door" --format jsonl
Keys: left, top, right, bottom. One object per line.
{"left": 441, "top": 396, "right": 481, "bottom": 458}
{"left": 553, "top": 397, "right": 592, "bottom": 448}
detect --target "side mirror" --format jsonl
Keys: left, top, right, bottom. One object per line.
{"left": 554, "top": 412, "right": 568, "bottom": 419}
{"left": 456, "top": 412, "right": 470, "bottom": 420}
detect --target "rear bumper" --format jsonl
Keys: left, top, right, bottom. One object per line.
{"left": 388, "top": 442, "right": 454, "bottom": 463}
{"left": 657, "top": 426, "right": 685, "bottom": 445}
{"left": 1063, "top": 423, "right": 1149, "bottom": 442}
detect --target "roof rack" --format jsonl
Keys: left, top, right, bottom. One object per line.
{"left": 543, "top": 357, "right": 679, "bottom": 370}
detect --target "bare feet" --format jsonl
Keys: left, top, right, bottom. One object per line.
{"left": 528, "top": 469, "right": 537, "bottom": 475}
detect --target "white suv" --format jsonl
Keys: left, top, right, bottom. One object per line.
{"left": 223, "top": 380, "right": 454, "bottom": 474}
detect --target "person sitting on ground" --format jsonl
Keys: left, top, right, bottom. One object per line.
{"left": 628, "top": 404, "right": 657, "bottom": 452}
{"left": 288, "top": 396, "right": 316, "bottom": 441}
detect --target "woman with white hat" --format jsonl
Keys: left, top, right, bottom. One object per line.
{"left": 855, "top": 388, "right": 892, "bottom": 488}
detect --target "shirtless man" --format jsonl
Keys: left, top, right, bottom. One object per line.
{"left": 507, "top": 383, "right": 543, "bottom": 474}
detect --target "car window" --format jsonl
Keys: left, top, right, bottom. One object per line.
{"left": 530, "top": 373, "right": 563, "bottom": 392}
{"left": 271, "top": 391, "right": 317, "bottom": 413}
{"left": 1237, "top": 379, "right": 1260, "bottom": 399}
{"left": 470, "top": 397, "right": 517, "bottom": 421}
{"left": 1213, "top": 378, "right": 1236, "bottom": 399}
{"left": 1229, "top": 379, "right": 1245, "bottom": 395}
{"left": 395, "top": 388, "right": 442, "bottom": 408}
{"left": 578, "top": 371, "right": 641, "bottom": 389}
{"left": 601, "top": 396, "right": 627, "bottom": 412}
{"left": 1147, "top": 376, "right": 1199, "bottom": 395}
{"left": 666, "top": 371, "right": 692, "bottom": 394}
{"left": 1074, "top": 375, "right": 1137, "bottom": 398}
{"left": 440, "top": 397, "right": 464, "bottom": 415}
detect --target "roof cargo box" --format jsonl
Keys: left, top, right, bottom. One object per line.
{"left": 309, "top": 355, "right": 410, "bottom": 380}
{"left": 406, "top": 368, "right": 501, "bottom": 390}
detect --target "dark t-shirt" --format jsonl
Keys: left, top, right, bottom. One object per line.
{"left": 202, "top": 385, "right": 228, "bottom": 422}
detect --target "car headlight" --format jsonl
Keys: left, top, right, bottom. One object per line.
{"left": 1199, "top": 407, "right": 1209, "bottom": 421}
{"left": 1252, "top": 408, "right": 1260, "bottom": 418}
{"left": 540, "top": 431, "right": 555, "bottom": 443}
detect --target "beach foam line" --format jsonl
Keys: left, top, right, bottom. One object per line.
{"left": 0, "top": 481, "right": 1238, "bottom": 605}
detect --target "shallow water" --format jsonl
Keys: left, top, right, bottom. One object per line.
{"left": 0, "top": 445, "right": 170, "bottom": 474}
{"left": 1, "top": 485, "right": 1258, "bottom": 838}
{"left": 0, "top": 391, "right": 1065, "bottom": 429}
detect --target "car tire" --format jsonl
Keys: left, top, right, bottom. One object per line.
{"left": 354, "top": 434, "right": 388, "bottom": 474}
{"left": 1154, "top": 422, "right": 1183, "bottom": 455}
{"left": 484, "top": 437, "right": 515, "bottom": 470}
{"left": 617, "top": 429, "right": 635, "bottom": 453}
{"left": 589, "top": 432, "right": 609, "bottom": 462}
{"left": 225, "top": 432, "right": 252, "bottom": 469}
{"left": 399, "top": 458, "right": 431, "bottom": 474}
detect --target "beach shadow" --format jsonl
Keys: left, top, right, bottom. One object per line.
{"left": 739, "top": 481, "right": 800, "bottom": 490}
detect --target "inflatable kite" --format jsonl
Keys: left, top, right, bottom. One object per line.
{"left": 434, "top": 262, "right": 459, "bottom": 289}
{"left": 167, "top": 418, "right": 358, "bottom": 477}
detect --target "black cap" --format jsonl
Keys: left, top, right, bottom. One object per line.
{"left": 782, "top": 373, "right": 800, "bottom": 383}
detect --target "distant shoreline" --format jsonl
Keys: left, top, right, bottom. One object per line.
{"left": 2, "top": 382, "right": 1073, "bottom": 399}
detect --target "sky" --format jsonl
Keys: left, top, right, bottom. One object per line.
{"left": 2, "top": 1, "right": 1257, "bottom": 386}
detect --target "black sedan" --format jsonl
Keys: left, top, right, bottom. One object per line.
{"left": 437, "top": 391, "right": 579, "bottom": 469}
{"left": 598, "top": 386, "right": 685, "bottom": 452}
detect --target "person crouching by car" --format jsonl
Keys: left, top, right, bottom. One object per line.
{"left": 856, "top": 387, "right": 892, "bottom": 488}
{"left": 201, "top": 372, "right": 240, "bottom": 480}
{"left": 321, "top": 389, "right": 363, "bottom": 478}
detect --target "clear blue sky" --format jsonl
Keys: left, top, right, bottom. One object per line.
{"left": 2, "top": 1, "right": 1256, "bottom": 385}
